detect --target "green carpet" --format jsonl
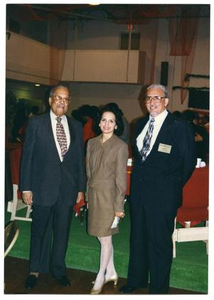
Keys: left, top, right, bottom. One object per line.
{"left": 5, "top": 205, "right": 208, "bottom": 293}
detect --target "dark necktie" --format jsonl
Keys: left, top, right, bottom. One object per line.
{"left": 56, "top": 117, "right": 67, "bottom": 160}
{"left": 140, "top": 117, "right": 155, "bottom": 162}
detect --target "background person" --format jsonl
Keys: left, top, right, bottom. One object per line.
{"left": 182, "top": 110, "right": 209, "bottom": 163}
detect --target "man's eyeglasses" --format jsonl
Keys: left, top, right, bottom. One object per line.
{"left": 145, "top": 96, "right": 165, "bottom": 103}
{"left": 53, "top": 95, "right": 70, "bottom": 103}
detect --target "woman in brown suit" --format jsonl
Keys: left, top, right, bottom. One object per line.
{"left": 86, "top": 105, "right": 128, "bottom": 294}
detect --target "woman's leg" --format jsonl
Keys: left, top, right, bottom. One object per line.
{"left": 93, "top": 235, "right": 112, "bottom": 290}
{"left": 105, "top": 243, "right": 117, "bottom": 279}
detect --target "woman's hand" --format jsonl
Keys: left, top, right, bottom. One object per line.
{"left": 115, "top": 211, "right": 125, "bottom": 218}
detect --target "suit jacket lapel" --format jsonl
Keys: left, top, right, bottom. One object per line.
{"left": 152, "top": 112, "right": 174, "bottom": 147}
{"left": 45, "top": 113, "right": 61, "bottom": 162}
{"left": 135, "top": 112, "right": 174, "bottom": 161}
{"left": 66, "top": 116, "right": 72, "bottom": 148}
{"left": 146, "top": 112, "right": 174, "bottom": 159}
{"left": 62, "top": 116, "right": 73, "bottom": 161}
{"left": 134, "top": 116, "right": 149, "bottom": 160}
{"left": 136, "top": 116, "right": 149, "bottom": 138}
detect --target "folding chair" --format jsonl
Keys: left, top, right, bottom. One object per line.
{"left": 4, "top": 221, "right": 20, "bottom": 257}
{"left": 7, "top": 148, "right": 32, "bottom": 222}
{"left": 172, "top": 166, "right": 209, "bottom": 258}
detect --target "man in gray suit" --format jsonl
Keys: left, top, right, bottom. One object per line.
{"left": 21, "top": 85, "right": 86, "bottom": 289}
{"left": 120, "top": 84, "right": 196, "bottom": 294}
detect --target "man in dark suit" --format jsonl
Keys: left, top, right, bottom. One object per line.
{"left": 120, "top": 84, "right": 196, "bottom": 294}
{"left": 20, "top": 85, "right": 86, "bottom": 289}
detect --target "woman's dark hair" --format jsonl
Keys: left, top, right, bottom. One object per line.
{"left": 95, "top": 105, "right": 124, "bottom": 136}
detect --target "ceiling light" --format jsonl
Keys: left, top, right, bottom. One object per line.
{"left": 35, "top": 83, "right": 40, "bottom": 87}
{"left": 89, "top": 3, "right": 100, "bottom": 6}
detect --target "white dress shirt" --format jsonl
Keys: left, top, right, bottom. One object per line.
{"left": 137, "top": 110, "right": 168, "bottom": 157}
{"left": 50, "top": 110, "right": 70, "bottom": 161}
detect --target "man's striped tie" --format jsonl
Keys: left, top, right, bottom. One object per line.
{"left": 140, "top": 117, "right": 155, "bottom": 162}
{"left": 56, "top": 117, "right": 67, "bottom": 160}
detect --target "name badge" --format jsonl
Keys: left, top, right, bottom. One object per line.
{"left": 158, "top": 143, "right": 172, "bottom": 154}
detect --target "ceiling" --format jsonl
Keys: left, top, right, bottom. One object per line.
{"left": 6, "top": 4, "right": 210, "bottom": 95}
{"left": 7, "top": 4, "right": 210, "bottom": 25}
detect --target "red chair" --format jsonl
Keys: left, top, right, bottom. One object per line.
{"left": 172, "top": 166, "right": 209, "bottom": 258}
{"left": 7, "top": 148, "right": 32, "bottom": 222}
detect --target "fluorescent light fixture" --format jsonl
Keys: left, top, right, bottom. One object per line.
{"left": 89, "top": 2, "right": 100, "bottom": 5}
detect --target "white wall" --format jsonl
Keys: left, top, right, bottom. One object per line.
{"left": 6, "top": 33, "right": 59, "bottom": 85}
{"left": 67, "top": 21, "right": 128, "bottom": 50}
{"left": 6, "top": 16, "right": 210, "bottom": 125}
{"left": 65, "top": 17, "right": 210, "bottom": 123}
{"left": 61, "top": 49, "right": 143, "bottom": 83}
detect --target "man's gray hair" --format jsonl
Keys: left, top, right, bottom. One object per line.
{"left": 49, "top": 85, "right": 70, "bottom": 98}
{"left": 147, "top": 84, "right": 169, "bottom": 98}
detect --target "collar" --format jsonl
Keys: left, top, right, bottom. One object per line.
{"left": 150, "top": 109, "right": 168, "bottom": 124}
{"left": 50, "top": 110, "right": 66, "bottom": 122}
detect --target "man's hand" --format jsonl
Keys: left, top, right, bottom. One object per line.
{"left": 22, "top": 191, "right": 33, "bottom": 205}
{"left": 195, "top": 133, "right": 203, "bottom": 142}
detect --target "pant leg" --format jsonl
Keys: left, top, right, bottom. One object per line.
{"left": 127, "top": 200, "right": 149, "bottom": 288}
{"left": 29, "top": 204, "right": 54, "bottom": 273}
{"left": 145, "top": 207, "right": 176, "bottom": 294}
{"left": 51, "top": 201, "right": 73, "bottom": 278}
